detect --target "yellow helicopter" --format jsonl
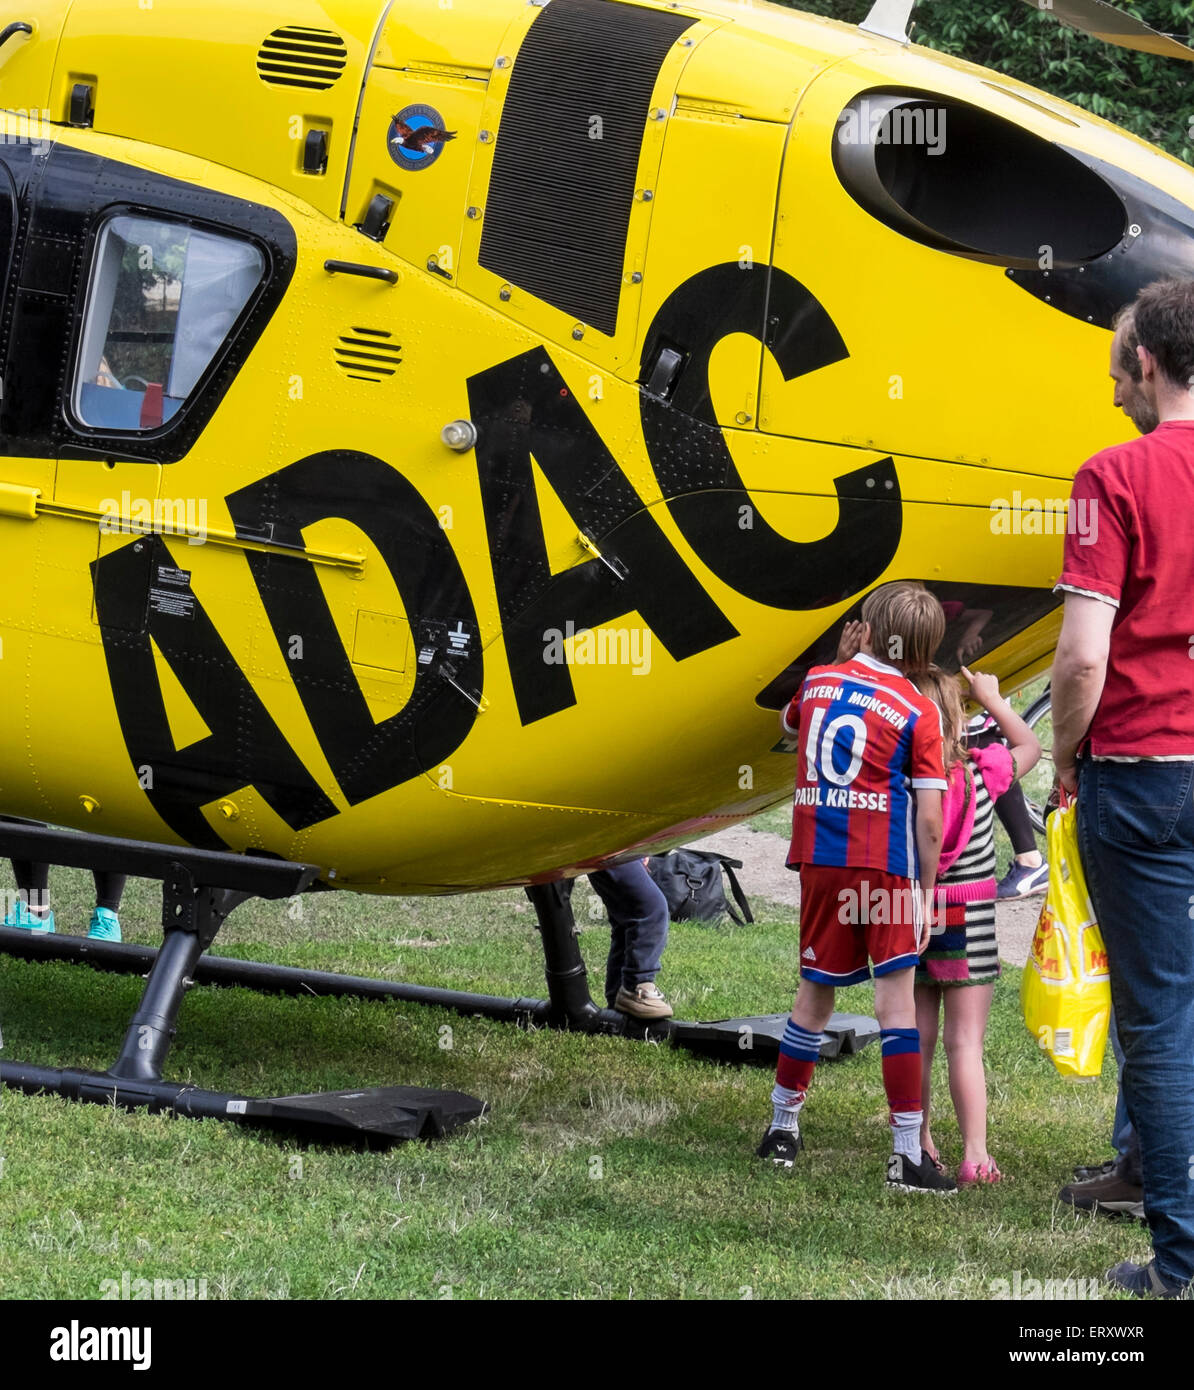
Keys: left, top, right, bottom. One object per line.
{"left": 0, "top": 0, "right": 1191, "bottom": 1141}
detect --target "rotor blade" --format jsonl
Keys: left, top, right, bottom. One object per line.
{"left": 1020, "top": 0, "right": 1194, "bottom": 61}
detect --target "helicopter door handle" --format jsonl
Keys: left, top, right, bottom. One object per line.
{"left": 0, "top": 22, "right": 34, "bottom": 49}
{"left": 324, "top": 259, "right": 398, "bottom": 285}
{"left": 577, "top": 531, "right": 628, "bottom": 580}
{"left": 0, "top": 482, "right": 39, "bottom": 519}
{"left": 440, "top": 666, "right": 488, "bottom": 712}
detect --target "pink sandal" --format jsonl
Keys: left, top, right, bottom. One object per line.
{"left": 957, "top": 1157, "right": 1002, "bottom": 1185}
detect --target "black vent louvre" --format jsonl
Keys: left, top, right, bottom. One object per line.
{"left": 479, "top": 0, "right": 692, "bottom": 336}
{"left": 257, "top": 26, "right": 348, "bottom": 90}
{"left": 335, "top": 328, "right": 402, "bottom": 383}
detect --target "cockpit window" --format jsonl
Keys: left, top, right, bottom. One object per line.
{"left": 755, "top": 581, "right": 1061, "bottom": 711}
{"left": 73, "top": 215, "right": 264, "bottom": 432}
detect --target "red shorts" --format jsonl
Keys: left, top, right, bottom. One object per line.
{"left": 798, "top": 865, "right": 922, "bottom": 985}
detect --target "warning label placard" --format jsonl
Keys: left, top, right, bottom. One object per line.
{"left": 149, "top": 564, "right": 195, "bottom": 619}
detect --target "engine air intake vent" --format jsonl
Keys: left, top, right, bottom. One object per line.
{"left": 335, "top": 328, "right": 402, "bottom": 382}
{"left": 257, "top": 27, "right": 348, "bottom": 90}
{"left": 478, "top": 0, "right": 693, "bottom": 336}
{"left": 831, "top": 89, "right": 1126, "bottom": 269}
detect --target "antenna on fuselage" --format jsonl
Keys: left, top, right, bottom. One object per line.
{"left": 859, "top": 1, "right": 917, "bottom": 45}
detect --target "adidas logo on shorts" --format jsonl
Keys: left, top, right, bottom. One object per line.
{"left": 802, "top": 946, "right": 816, "bottom": 960}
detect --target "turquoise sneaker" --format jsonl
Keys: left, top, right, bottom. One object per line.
{"left": 87, "top": 906, "right": 122, "bottom": 942}
{"left": 4, "top": 900, "right": 55, "bottom": 933}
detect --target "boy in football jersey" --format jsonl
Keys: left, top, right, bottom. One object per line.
{"left": 757, "top": 582, "right": 953, "bottom": 1193}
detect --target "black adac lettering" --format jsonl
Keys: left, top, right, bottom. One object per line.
{"left": 639, "top": 261, "right": 902, "bottom": 608}
{"left": 225, "top": 451, "right": 481, "bottom": 803}
{"left": 468, "top": 345, "right": 738, "bottom": 725}
{"left": 91, "top": 534, "right": 338, "bottom": 848}
{"left": 226, "top": 453, "right": 478, "bottom": 806}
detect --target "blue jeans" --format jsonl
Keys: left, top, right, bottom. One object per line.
{"left": 1077, "top": 758, "right": 1194, "bottom": 1286}
{"left": 589, "top": 861, "right": 669, "bottom": 1005}
{"left": 1107, "top": 1010, "right": 1142, "bottom": 1184}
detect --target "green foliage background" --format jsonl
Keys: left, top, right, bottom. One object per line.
{"left": 782, "top": 1, "right": 1194, "bottom": 164}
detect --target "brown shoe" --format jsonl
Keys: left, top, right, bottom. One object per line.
{"left": 1059, "top": 1170, "right": 1145, "bottom": 1222}
{"left": 614, "top": 982, "right": 673, "bottom": 1020}
{"left": 1073, "top": 1158, "right": 1117, "bottom": 1182}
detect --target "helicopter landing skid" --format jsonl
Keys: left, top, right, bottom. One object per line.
{"left": 0, "top": 827, "right": 874, "bottom": 1137}
{"left": 0, "top": 821, "right": 484, "bottom": 1146}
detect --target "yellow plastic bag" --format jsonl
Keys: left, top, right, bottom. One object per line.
{"left": 1020, "top": 797, "right": 1110, "bottom": 1078}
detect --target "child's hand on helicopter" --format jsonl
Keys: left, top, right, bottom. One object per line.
{"left": 835, "top": 619, "right": 865, "bottom": 664}
{"left": 960, "top": 665, "right": 1004, "bottom": 711}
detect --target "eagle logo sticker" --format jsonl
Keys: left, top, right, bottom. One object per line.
{"left": 388, "top": 105, "right": 456, "bottom": 170}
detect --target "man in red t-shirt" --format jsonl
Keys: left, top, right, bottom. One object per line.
{"left": 1052, "top": 278, "right": 1194, "bottom": 1298}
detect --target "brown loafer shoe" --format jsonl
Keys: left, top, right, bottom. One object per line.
{"left": 614, "top": 982, "right": 674, "bottom": 1020}
{"left": 1059, "top": 1170, "right": 1145, "bottom": 1222}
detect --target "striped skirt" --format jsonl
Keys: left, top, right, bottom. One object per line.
{"left": 916, "top": 897, "right": 1000, "bottom": 986}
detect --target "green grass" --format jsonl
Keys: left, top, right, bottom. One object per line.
{"left": 747, "top": 803, "right": 792, "bottom": 839}
{"left": 0, "top": 830, "right": 1142, "bottom": 1301}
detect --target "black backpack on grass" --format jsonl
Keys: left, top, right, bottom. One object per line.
{"left": 647, "top": 850, "right": 754, "bottom": 926}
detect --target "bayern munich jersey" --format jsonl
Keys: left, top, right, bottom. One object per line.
{"left": 784, "top": 653, "right": 947, "bottom": 878}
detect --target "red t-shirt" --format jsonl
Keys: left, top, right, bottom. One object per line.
{"left": 1056, "top": 419, "right": 1194, "bottom": 756}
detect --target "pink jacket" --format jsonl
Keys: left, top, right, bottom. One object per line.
{"left": 936, "top": 744, "right": 1015, "bottom": 901}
